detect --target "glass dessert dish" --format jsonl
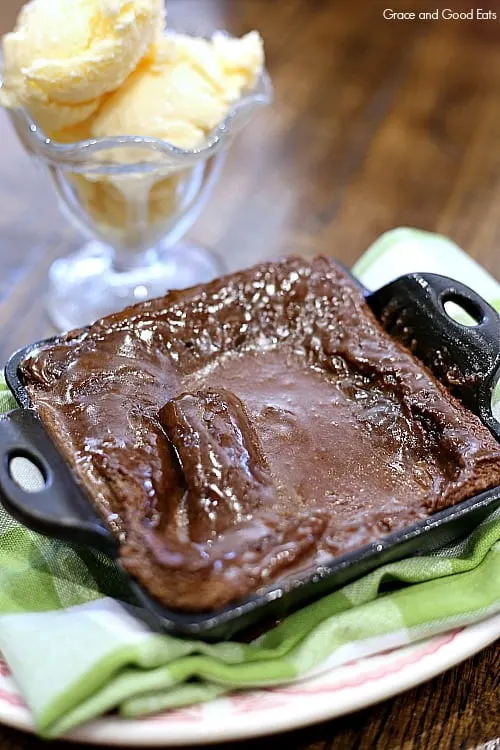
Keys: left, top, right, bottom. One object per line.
{"left": 1, "top": 57, "right": 272, "bottom": 330}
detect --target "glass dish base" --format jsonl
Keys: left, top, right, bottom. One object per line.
{"left": 47, "top": 239, "right": 225, "bottom": 331}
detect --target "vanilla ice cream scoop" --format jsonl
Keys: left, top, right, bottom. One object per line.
{"left": 0, "top": 0, "right": 164, "bottom": 134}
{"left": 90, "top": 31, "right": 264, "bottom": 150}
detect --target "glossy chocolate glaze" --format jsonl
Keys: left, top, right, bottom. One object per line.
{"left": 21, "top": 258, "right": 500, "bottom": 611}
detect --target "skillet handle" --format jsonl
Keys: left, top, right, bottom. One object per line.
{"left": 367, "top": 272, "right": 500, "bottom": 434}
{"left": 0, "top": 409, "right": 118, "bottom": 556}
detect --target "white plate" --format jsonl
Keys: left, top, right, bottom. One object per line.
{"left": 0, "top": 613, "right": 498, "bottom": 746}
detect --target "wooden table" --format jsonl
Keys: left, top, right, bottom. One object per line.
{"left": 0, "top": 0, "right": 499, "bottom": 748}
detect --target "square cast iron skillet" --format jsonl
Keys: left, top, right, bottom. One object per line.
{"left": 1, "top": 270, "right": 500, "bottom": 640}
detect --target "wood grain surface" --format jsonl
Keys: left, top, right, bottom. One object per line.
{"left": 0, "top": 0, "right": 499, "bottom": 748}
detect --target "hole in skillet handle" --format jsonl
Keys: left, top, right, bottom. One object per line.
{"left": 9, "top": 451, "right": 47, "bottom": 493}
{"left": 442, "top": 294, "right": 483, "bottom": 327}
{"left": 0, "top": 409, "right": 117, "bottom": 556}
{"left": 367, "top": 272, "right": 500, "bottom": 439}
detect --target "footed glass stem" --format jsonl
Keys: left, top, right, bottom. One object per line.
{"left": 47, "top": 239, "right": 225, "bottom": 331}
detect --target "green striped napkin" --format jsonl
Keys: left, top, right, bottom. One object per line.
{"left": 0, "top": 228, "right": 499, "bottom": 738}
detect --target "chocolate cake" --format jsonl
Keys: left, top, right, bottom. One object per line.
{"left": 21, "top": 257, "right": 500, "bottom": 611}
